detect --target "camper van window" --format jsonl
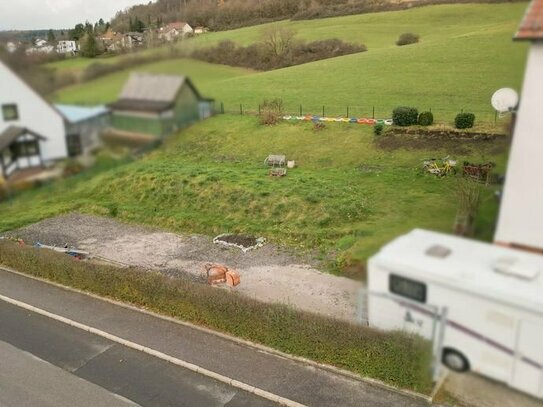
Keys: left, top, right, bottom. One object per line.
{"left": 389, "top": 274, "right": 427, "bottom": 303}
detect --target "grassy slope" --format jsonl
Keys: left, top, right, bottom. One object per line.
{"left": 54, "top": 3, "right": 528, "bottom": 121}
{"left": 53, "top": 58, "right": 253, "bottom": 105}
{"left": 0, "top": 115, "right": 508, "bottom": 272}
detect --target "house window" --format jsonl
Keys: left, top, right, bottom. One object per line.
{"left": 389, "top": 274, "right": 427, "bottom": 303}
{"left": 2, "top": 104, "right": 19, "bottom": 121}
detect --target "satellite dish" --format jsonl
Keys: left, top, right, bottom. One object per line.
{"left": 491, "top": 88, "right": 519, "bottom": 113}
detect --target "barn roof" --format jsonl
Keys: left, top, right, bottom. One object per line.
{"left": 0, "top": 126, "right": 46, "bottom": 151}
{"left": 110, "top": 73, "right": 202, "bottom": 112}
{"left": 515, "top": 0, "right": 543, "bottom": 40}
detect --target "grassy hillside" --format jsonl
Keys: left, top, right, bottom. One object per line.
{"left": 54, "top": 3, "right": 528, "bottom": 122}
{"left": 0, "top": 116, "right": 508, "bottom": 274}
{"left": 54, "top": 58, "right": 253, "bottom": 104}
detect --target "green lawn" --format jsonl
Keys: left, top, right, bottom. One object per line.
{"left": 0, "top": 115, "right": 508, "bottom": 274}
{"left": 53, "top": 3, "right": 528, "bottom": 122}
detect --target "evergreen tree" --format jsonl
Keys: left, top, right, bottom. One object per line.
{"left": 47, "top": 29, "right": 55, "bottom": 43}
{"left": 70, "top": 24, "right": 85, "bottom": 40}
{"left": 134, "top": 18, "right": 146, "bottom": 33}
{"left": 81, "top": 33, "right": 99, "bottom": 58}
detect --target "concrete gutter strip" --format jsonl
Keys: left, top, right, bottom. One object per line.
{"left": 0, "top": 292, "right": 306, "bottom": 407}
{"left": 0, "top": 265, "right": 433, "bottom": 404}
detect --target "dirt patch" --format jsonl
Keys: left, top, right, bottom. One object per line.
{"left": 4, "top": 213, "right": 362, "bottom": 322}
{"left": 375, "top": 134, "right": 510, "bottom": 155}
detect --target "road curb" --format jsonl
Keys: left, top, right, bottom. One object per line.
{"left": 0, "top": 265, "right": 432, "bottom": 404}
{"left": 0, "top": 291, "right": 306, "bottom": 407}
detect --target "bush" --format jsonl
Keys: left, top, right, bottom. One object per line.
{"left": 455, "top": 112, "right": 475, "bottom": 129}
{"left": 392, "top": 106, "right": 419, "bottom": 126}
{"left": 396, "top": 33, "right": 419, "bottom": 46}
{"left": 192, "top": 37, "right": 366, "bottom": 71}
{"left": 373, "top": 123, "right": 384, "bottom": 135}
{"left": 314, "top": 122, "right": 326, "bottom": 131}
{"left": 418, "top": 111, "right": 434, "bottom": 126}
{"left": 260, "top": 98, "right": 283, "bottom": 125}
{"left": 62, "top": 159, "right": 84, "bottom": 177}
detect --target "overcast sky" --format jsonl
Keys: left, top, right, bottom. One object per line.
{"left": 0, "top": 0, "right": 151, "bottom": 31}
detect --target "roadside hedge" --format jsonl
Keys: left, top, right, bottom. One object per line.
{"left": 0, "top": 241, "right": 432, "bottom": 393}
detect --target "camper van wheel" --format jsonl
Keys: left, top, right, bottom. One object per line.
{"left": 442, "top": 348, "right": 469, "bottom": 372}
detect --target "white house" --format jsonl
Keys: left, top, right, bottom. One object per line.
{"left": 159, "top": 22, "right": 193, "bottom": 42}
{"left": 0, "top": 61, "right": 67, "bottom": 179}
{"left": 495, "top": 0, "right": 543, "bottom": 252}
{"left": 56, "top": 40, "right": 79, "bottom": 55}
{"left": 5, "top": 42, "right": 17, "bottom": 53}
{"left": 34, "top": 38, "right": 48, "bottom": 47}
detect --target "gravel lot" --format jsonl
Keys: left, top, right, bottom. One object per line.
{"left": 5, "top": 213, "right": 363, "bottom": 322}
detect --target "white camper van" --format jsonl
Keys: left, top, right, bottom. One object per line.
{"left": 368, "top": 229, "right": 543, "bottom": 399}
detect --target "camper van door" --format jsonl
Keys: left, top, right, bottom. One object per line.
{"left": 511, "top": 320, "right": 543, "bottom": 397}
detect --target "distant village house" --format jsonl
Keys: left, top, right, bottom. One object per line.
{"left": 56, "top": 40, "right": 79, "bottom": 55}
{"left": 159, "top": 22, "right": 193, "bottom": 42}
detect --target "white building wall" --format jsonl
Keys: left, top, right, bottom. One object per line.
{"left": 0, "top": 62, "right": 67, "bottom": 162}
{"left": 495, "top": 43, "right": 543, "bottom": 250}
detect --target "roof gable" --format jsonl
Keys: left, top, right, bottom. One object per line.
{"left": 515, "top": 0, "right": 543, "bottom": 40}
{"left": 118, "top": 73, "right": 186, "bottom": 103}
{"left": 166, "top": 22, "right": 189, "bottom": 31}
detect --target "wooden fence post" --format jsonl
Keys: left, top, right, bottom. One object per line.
{"left": 347, "top": 106, "right": 349, "bottom": 117}
{"left": 299, "top": 104, "right": 302, "bottom": 116}
{"left": 322, "top": 105, "right": 325, "bottom": 117}
{"left": 240, "top": 104, "right": 243, "bottom": 115}
{"left": 372, "top": 106, "right": 375, "bottom": 119}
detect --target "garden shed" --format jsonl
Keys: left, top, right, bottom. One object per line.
{"left": 55, "top": 104, "right": 110, "bottom": 157}
{"left": 109, "top": 73, "right": 214, "bottom": 137}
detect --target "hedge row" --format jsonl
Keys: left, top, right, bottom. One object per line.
{"left": 0, "top": 241, "right": 432, "bottom": 393}
{"left": 391, "top": 106, "right": 475, "bottom": 129}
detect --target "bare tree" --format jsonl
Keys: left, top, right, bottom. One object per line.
{"left": 261, "top": 26, "right": 296, "bottom": 56}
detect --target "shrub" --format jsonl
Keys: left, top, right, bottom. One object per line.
{"left": 455, "top": 112, "right": 475, "bottom": 129}
{"left": 396, "top": 33, "right": 419, "bottom": 46}
{"left": 192, "top": 37, "right": 366, "bottom": 71}
{"left": 62, "top": 159, "right": 84, "bottom": 177}
{"left": 260, "top": 98, "right": 283, "bottom": 125}
{"left": 373, "top": 123, "right": 384, "bottom": 135}
{"left": 314, "top": 122, "right": 326, "bottom": 131}
{"left": 392, "top": 106, "right": 419, "bottom": 126}
{"left": 418, "top": 111, "right": 434, "bottom": 126}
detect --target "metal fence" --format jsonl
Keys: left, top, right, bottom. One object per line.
{"left": 216, "top": 102, "right": 510, "bottom": 124}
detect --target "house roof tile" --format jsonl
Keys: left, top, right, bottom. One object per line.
{"left": 515, "top": 0, "right": 543, "bottom": 40}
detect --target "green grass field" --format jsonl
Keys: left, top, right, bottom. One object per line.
{"left": 53, "top": 58, "right": 253, "bottom": 105}
{"left": 53, "top": 3, "right": 528, "bottom": 122}
{"left": 0, "top": 116, "right": 508, "bottom": 274}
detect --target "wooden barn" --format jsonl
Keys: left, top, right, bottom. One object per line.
{"left": 109, "top": 73, "right": 214, "bottom": 137}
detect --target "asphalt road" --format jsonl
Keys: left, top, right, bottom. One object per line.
{"left": 0, "top": 340, "right": 137, "bottom": 407}
{"left": 0, "top": 301, "right": 276, "bottom": 407}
